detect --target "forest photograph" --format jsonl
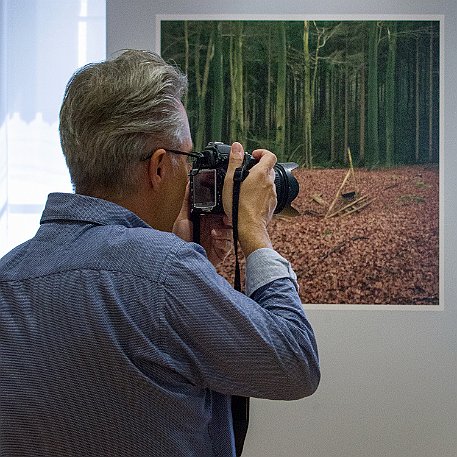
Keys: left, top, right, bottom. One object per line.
{"left": 161, "top": 19, "right": 440, "bottom": 306}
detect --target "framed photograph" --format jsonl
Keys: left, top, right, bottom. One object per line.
{"left": 158, "top": 15, "right": 443, "bottom": 309}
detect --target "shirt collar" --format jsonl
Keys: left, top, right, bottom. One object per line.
{"left": 40, "top": 193, "right": 151, "bottom": 229}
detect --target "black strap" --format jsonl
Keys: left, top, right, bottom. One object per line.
{"left": 231, "top": 166, "right": 250, "bottom": 456}
{"left": 232, "top": 165, "right": 252, "bottom": 291}
{"left": 191, "top": 167, "right": 250, "bottom": 456}
{"left": 232, "top": 395, "right": 250, "bottom": 456}
{"left": 232, "top": 166, "right": 247, "bottom": 292}
{"left": 191, "top": 208, "right": 201, "bottom": 244}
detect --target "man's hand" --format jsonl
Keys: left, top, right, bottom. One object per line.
{"left": 173, "top": 183, "right": 233, "bottom": 267}
{"left": 222, "top": 142, "right": 277, "bottom": 257}
{"left": 200, "top": 214, "right": 233, "bottom": 266}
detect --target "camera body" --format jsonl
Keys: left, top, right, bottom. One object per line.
{"left": 190, "top": 142, "right": 299, "bottom": 216}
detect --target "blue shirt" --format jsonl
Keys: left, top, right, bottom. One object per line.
{"left": 0, "top": 193, "right": 319, "bottom": 457}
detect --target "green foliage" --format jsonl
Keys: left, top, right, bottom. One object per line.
{"left": 161, "top": 20, "right": 440, "bottom": 166}
{"left": 398, "top": 194, "right": 426, "bottom": 205}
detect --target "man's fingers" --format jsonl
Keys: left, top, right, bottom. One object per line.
{"left": 211, "top": 228, "right": 233, "bottom": 243}
{"left": 179, "top": 182, "right": 191, "bottom": 217}
{"left": 251, "top": 149, "right": 277, "bottom": 171}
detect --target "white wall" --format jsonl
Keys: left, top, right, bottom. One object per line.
{"left": 107, "top": 1, "right": 457, "bottom": 456}
{"left": 0, "top": 1, "right": 7, "bottom": 246}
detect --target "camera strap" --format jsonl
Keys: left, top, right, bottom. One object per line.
{"left": 232, "top": 166, "right": 248, "bottom": 292}
{"left": 191, "top": 210, "right": 201, "bottom": 244}
{"left": 231, "top": 165, "right": 250, "bottom": 457}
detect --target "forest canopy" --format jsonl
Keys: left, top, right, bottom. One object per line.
{"left": 161, "top": 20, "right": 440, "bottom": 168}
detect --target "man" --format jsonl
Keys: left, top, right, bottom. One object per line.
{"left": 0, "top": 50, "right": 319, "bottom": 456}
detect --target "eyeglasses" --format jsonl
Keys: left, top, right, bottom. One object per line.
{"left": 141, "top": 148, "right": 203, "bottom": 163}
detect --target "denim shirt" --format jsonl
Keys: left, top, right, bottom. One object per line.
{"left": 0, "top": 193, "right": 320, "bottom": 457}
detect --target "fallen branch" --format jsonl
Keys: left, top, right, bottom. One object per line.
{"left": 311, "top": 194, "right": 329, "bottom": 207}
{"left": 384, "top": 183, "right": 399, "bottom": 191}
{"left": 326, "top": 195, "right": 375, "bottom": 218}
{"left": 303, "top": 209, "right": 322, "bottom": 217}
{"left": 325, "top": 168, "right": 353, "bottom": 218}
{"left": 339, "top": 197, "right": 375, "bottom": 218}
{"left": 318, "top": 236, "right": 369, "bottom": 262}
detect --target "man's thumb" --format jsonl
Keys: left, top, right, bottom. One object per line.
{"left": 226, "top": 142, "right": 244, "bottom": 178}
{"left": 222, "top": 142, "right": 245, "bottom": 220}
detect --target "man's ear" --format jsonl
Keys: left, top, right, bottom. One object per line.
{"left": 147, "top": 148, "right": 167, "bottom": 189}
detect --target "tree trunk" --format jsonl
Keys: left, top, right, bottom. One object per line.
{"left": 303, "top": 20, "right": 313, "bottom": 168}
{"left": 211, "top": 22, "right": 224, "bottom": 142}
{"left": 266, "top": 28, "right": 272, "bottom": 141}
{"left": 183, "top": 21, "right": 189, "bottom": 110}
{"left": 344, "top": 59, "right": 349, "bottom": 164}
{"left": 275, "top": 22, "right": 287, "bottom": 161}
{"left": 428, "top": 23, "right": 434, "bottom": 162}
{"left": 367, "top": 21, "right": 379, "bottom": 166}
{"left": 385, "top": 22, "right": 397, "bottom": 166}
{"left": 359, "top": 61, "right": 366, "bottom": 164}
{"left": 330, "top": 63, "right": 336, "bottom": 163}
{"left": 229, "top": 22, "right": 245, "bottom": 145}
{"left": 194, "top": 27, "right": 214, "bottom": 151}
{"left": 415, "top": 35, "right": 420, "bottom": 163}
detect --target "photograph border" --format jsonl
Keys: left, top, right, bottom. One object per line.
{"left": 157, "top": 14, "right": 444, "bottom": 312}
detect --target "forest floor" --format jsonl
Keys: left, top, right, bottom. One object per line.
{"left": 217, "top": 165, "right": 440, "bottom": 306}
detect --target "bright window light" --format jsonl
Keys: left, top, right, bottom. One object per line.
{"left": 0, "top": 0, "right": 106, "bottom": 257}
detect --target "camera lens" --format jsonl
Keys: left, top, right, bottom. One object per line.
{"left": 273, "top": 162, "right": 299, "bottom": 214}
{"left": 192, "top": 143, "right": 299, "bottom": 216}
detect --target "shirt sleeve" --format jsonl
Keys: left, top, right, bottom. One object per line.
{"left": 159, "top": 242, "right": 320, "bottom": 400}
{"left": 245, "top": 247, "right": 299, "bottom": 296}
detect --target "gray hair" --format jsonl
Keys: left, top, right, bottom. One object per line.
{"left": 59, "top": 49, "right": 188, "bottom": 196}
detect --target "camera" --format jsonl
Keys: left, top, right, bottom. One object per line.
{"left": 190, "top": 142, "right": 299, "bottom": 217}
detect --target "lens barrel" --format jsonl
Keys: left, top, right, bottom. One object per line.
{"left": 273, "top": 162, "right": 299, "bottom": 214}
